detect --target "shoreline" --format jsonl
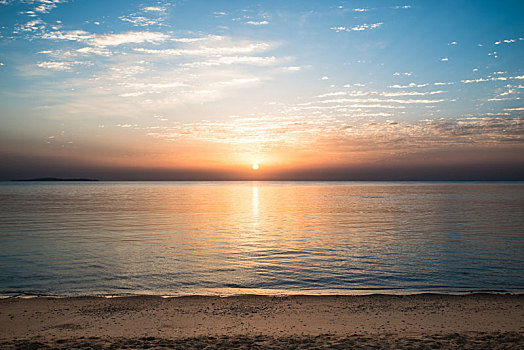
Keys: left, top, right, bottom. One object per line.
{"left": 2, "top": 289, "right": 523, "bottom": 299}
{"left": 1, "top": 293, "right": 522, "bottom": 348}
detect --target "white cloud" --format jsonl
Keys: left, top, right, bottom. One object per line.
{"left": 381, "top": 91, "right": 446, "bottom": 97}
{"left": 134, "top": 36, "right": 272, "bottom": 56}
{"left": 42, "top": 30, "right": 92, "bottom": 41}
{"left": 76, "top": 46, "right": 111, "bottom": 56}
{"left": 143, "top": 6, "right": 166, "bottom": 12}
{"left": 212, "top": 78, "right": 260, "bottom": 87}
{"left": 440, "top": 57, "right": 449, "bottom": 61}
{"left": 389, "top": 83, "right": 430, "bottom": 88}
{"left": 34, "top": 0, "right": 66, "bottom": 14}
{"left": 92, "top": 31, "right": 168, "bottom": 47}
{"left": 183, "top": 55, "right": 279, "bottom": 67}
{"left": 246, "top": 20, "right": 269, "bottom": 25}
{"left": 353, "top": 8, "right": 368, "bottom": 12}
{"left": 16, "top": 19, "right": 46, "bottom": 32}
{"left": 393, "top": 72, "right": 412, "bottom": 76}
{"left": 120, "top": 16, "right": 163, "bottom": 27}
{"left": 495, "top": 38, "right": 518, "bottom": 45}
{"left": 42, "top": 30, "right": 169, "bottom": 47}
{"left": 331, "top": 23, "right": 383, "bottom": 32}
{"left": 37, "top": 60, "right": 83, "bottom": 71}
{"left": 321, "top": 76, "right": 329, "bottom": 80}
{"left": 318, "top": 97, "right": 444, "bottom": 105}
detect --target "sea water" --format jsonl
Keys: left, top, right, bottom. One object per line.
{"left": 0, "top": 181, "right": 523, "bottom": 296}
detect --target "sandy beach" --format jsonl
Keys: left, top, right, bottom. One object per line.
{"left": 0, "top": 294, "right": 522, "bottom": 348}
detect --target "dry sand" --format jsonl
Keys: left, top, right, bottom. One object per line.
{"left": 0, "top": 294, "right": 522, "bottom": 349}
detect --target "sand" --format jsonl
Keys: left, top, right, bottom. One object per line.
{"left": 0, "top": 294, "right": 522, "bottom": 349}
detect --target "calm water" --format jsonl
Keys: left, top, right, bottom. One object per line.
{"left": 0, "top": 181, "right": 523, "bottom": 296}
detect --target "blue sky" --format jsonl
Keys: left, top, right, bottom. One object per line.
{"left": 0, "top": 0, "right": 523, "bottom": 179}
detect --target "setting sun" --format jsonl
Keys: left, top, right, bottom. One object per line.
{"left": 252, "top": 163, "right": 259, "bottom": 170}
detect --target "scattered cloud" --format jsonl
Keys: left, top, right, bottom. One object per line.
{"left": 393, "top": 72, "right": 412, "bottom": 76}
{"left": 37, "top": 60, "right": 85, "bottom": 71}
{"left": 144, "top": 114, "right": 524, "bottom": 156}
{"left": 441, "top": 57, "right": 449, "bottom": 61}
{"left": 34, "top": 0, "right": 66, "bottom": 14}
{"left": 42, "top": 30, "right": 169, "bottom": 47}
{"left": 331, "top": 23, "right": 383, "bottom": 32}
{"left": 495, "top": 38, "right": 519, "bottom": 45}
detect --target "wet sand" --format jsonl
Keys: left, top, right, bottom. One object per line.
{"left": 1, "top": 294, "right": 523, "bottom": 349}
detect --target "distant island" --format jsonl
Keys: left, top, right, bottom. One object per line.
{"left": 12, "top": 177, "right": 99, "bottom": 182}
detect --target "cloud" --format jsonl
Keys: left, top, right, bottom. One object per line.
{"left": 15, "top": 19, "right": 46, "bottom": 33}
{"left": 246, "top": 20, "right": 269, "bottom": 25}
{"left": 42, "top": 29, "right": 169, "bottom": 47}
{"left": 91, "top": 31, "right": 169, "bottom": 47}
{"left": 317, "top": 90, "right": 446, "bottom": 98}
{"left": 37, "top": 60, "right": 85, "bottom": 71}
{"left": 461, "top": 76, "right": 515, "bottom": 84}
{"left": 212, "top": 78, "right": 260, "bottom": 87}
{"left": 143, "top": 6, "right": 166, "bottom": 12}
{"left": 143, "top": 114, "right": 524, "bottom": 157}
{"left": 393, "top": 72, "right": 412, "bottom": 76}
{"left": 331, "top": 23, "right": 383, "bottom": 32}
{"left": 440, "top": 57, "right": 449, "bottom": 61}
{"left": 183, "top": 55, "right": 279, "bottom": 67}
{"left": 120, "top": 16, "right": 164, "bottom": 27}
{"left": 389, "top": 83, "right": 430, "bottom": 88}
{"left": 381, "top": 91, "right": 446, "bottom": 97}
{"left": 34, "top": 0, "right": 66, "bottom": 14}
{"left": 317, "top": 97, "right": 444, "bottom": 105}
{"left": 134, "top": 36, "right": 272, "bottom": 57}
{"left": 353, "top": 8, "right": 368, "bottom": 12}
{"left": 321, "top": 76, "right": 329, "bottom": 80}
{"left": 495, "top": 38, "right": 519, "bottom": 45}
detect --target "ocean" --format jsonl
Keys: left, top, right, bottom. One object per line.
{"left": 0, "top": 181, "right": 523, "bottom": 296}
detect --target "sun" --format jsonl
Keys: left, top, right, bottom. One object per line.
{"left": 252, "top": 163, "right": 259, "bottom": 170}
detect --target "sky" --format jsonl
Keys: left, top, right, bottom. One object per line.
{"left": 0, "top": 0, "right": 523, "bottom": 180}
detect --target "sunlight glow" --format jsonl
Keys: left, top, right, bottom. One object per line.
{"left": 252, "top": 163, "right": 259, "bottom": 170}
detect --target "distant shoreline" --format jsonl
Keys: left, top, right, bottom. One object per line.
{"left": 5, "top": 179, "right": 524, "bottom": 182}
{"left": 11, "top": 177, "right": 99, "bottom": 182}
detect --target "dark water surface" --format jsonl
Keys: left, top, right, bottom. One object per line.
{"left": 0, "top": 181, "right": 523, "bottom": 296}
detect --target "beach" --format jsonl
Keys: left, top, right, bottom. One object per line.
{"left": 1, "top": 294, "right": 522, "bottom": 348}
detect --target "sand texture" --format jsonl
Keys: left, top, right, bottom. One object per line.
{"left": 1, "top": 294, "right": 523, "bottom": 349}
